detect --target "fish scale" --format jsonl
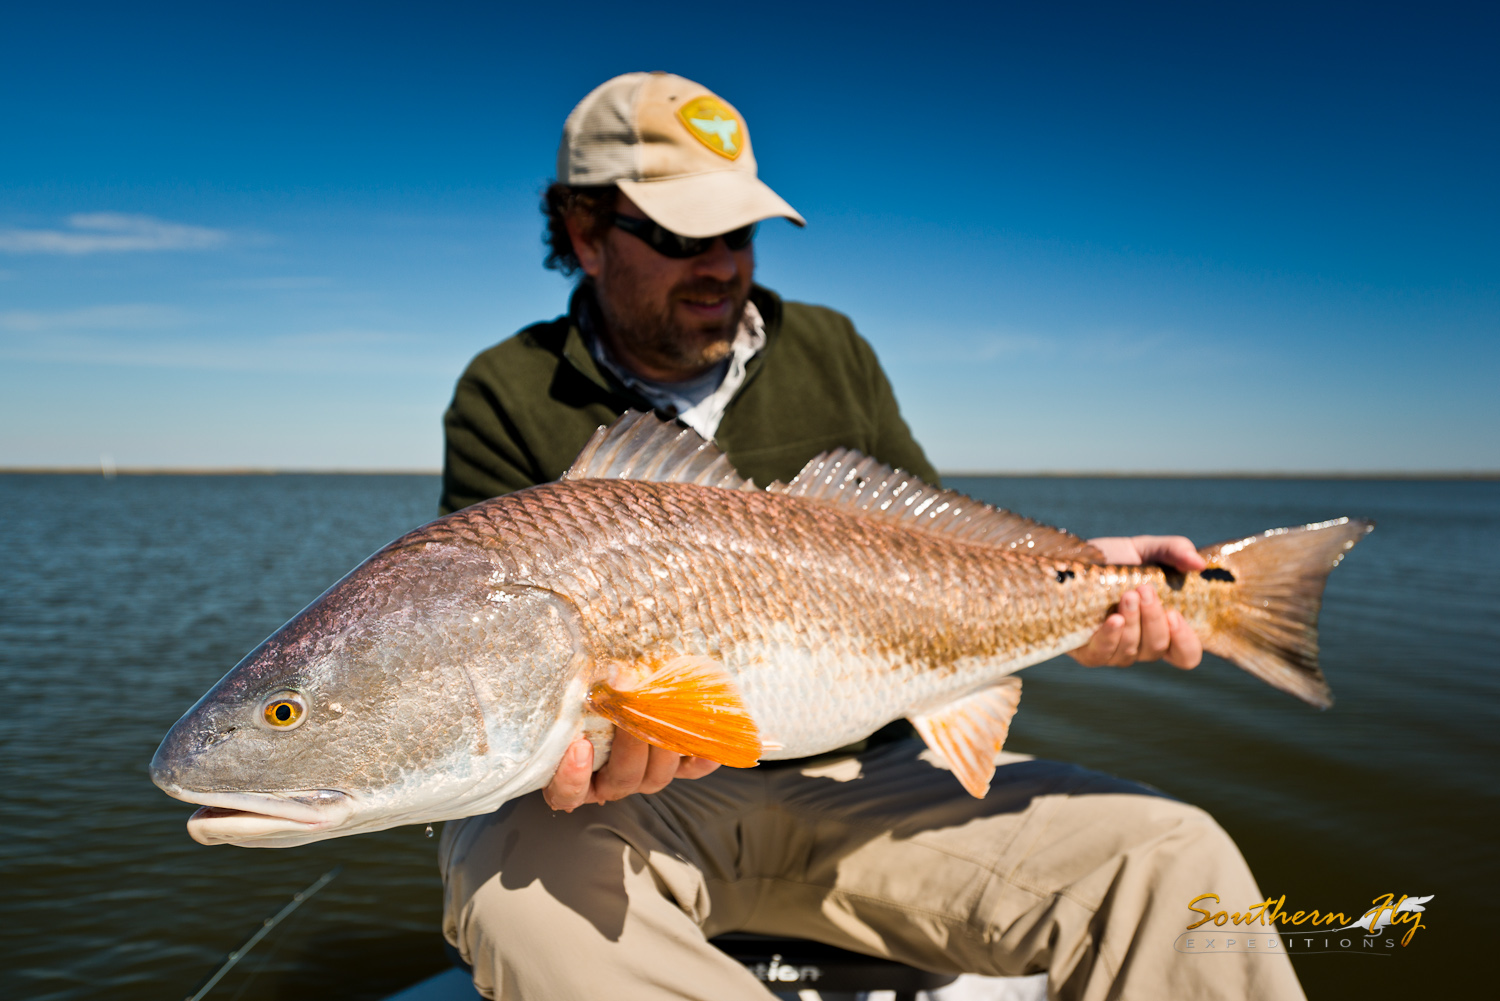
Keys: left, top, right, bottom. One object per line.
{"left": 442, "top": 477, "right": 1169, "bottom": 758}
{"left": 151, "top": 412, "right": 1372, "bottom": 847}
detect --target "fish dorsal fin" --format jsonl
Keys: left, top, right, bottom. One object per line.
{"left": 563, "top": 411, "right": 756, "bottom": 491}
{"left": 769, "top": 449, "right": 1105, "bottom": 562}
{"left": 909, "top": 678, "right": 1023, "bottom": 798}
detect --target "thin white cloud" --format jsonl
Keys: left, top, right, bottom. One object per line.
{"left": 971, "top": 332, "right": 1056, "bottom": 361}
{"left": 897, "top": 330, "right": 1055, "bottom": 364}
{"left": 898, "top": 327, "right": 1180, "bottom": 366}
{"left": 0, "top": 319, "right": 452, "bottom": 376}
{"left": 207, "top": 276, "right": 333, "bottom": 290}
{"left": 0, "top": 303, "right": 191, "bottom": 332}
{"left": 0, "top": 213, "right": 227, "bottom": 254}
{"left": 270, "top": 328, "right": 411, "bottom": 347}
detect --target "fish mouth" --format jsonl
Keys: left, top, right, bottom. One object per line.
{"left": 160, "top": 787, "right": 355, "bottom": 847}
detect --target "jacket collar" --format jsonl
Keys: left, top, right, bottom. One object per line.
{"left": 560, "top": 282, "right": 613, "bottom": 393}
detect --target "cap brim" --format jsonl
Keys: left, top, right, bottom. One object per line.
{"left": 618, "top": 172, "right": 805, "bottom": 238}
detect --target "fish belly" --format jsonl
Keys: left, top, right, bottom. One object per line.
{"left": 725, "top": 621, "right": 1098, "bottom": 760}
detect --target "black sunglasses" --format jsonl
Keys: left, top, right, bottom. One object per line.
{"left": 611, "top": 214, "right": 757, "bottom": 258}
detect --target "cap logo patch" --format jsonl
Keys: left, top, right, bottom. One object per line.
{"left": 677, "top": 96, "right": 743, "bottom": 160}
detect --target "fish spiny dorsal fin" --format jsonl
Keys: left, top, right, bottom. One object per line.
{"left": 563, "top": 410, "right": 756, "bottom": 491}
{"left": 768, "top": 449, "right": 1105, "bottom": 563}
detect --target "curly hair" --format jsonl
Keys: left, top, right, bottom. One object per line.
{"left": 541, "top": 182, "right": 618, "bottom": 275}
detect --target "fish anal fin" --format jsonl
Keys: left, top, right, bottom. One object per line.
{"left": 770, "top": 450, "right": 1103, "bottom": 563}
{"left": 909, "top": 678, "right": 1023, "bottom": 798}
{"left": 587, "top": 654, "right": 762, "bottom": 768}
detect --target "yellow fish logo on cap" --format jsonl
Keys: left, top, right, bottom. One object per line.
{"left": 678, "top": 96, "right": 743, "bottom": 160}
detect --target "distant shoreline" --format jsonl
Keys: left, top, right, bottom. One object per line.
{"left": 0, "top": 467, "right": 444, "bottom": 476}
{"left": 942, "top": 470, "right": 1500, "bottom": 480}
{"left": 3, "top": 467, "right": 1496, "bottom": 480}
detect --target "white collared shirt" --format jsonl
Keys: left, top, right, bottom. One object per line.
{"left": 588, "top": 300, "right": 766, "bottom": 440}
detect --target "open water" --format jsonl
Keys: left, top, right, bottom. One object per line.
{"left": 0, "top": 473, "right": 1494, "bottom": 999}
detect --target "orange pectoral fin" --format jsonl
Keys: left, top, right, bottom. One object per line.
{"left": 586, "top": 655, "right": 762, "bottom": 768}
{"left": 909, "top": 677, "right": 1023, "bottom": 799}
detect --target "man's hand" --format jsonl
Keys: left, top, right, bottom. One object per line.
{"left": 1070, "top": 535, "right": 1206, "bottom": 670}
{"left": 542, "top": 729, "right": 721, "bottom": 812}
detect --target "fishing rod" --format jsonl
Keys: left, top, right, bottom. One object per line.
{"left": 183, "top": 866, "right": 341, "bottom": 1001}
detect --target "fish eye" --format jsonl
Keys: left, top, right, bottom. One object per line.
{"left": 261, "top": 692, "right": 307, "bottom": 730}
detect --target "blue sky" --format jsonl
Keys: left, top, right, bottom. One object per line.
{"left": 2, "top": 1, "right": 1495, "bottom": 472}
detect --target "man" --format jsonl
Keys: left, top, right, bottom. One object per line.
{"left": 439, "top": 72, "right": 1304, "bottom": 1000}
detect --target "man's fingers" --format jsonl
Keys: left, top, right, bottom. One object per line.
{"left": 547, "top": 728, "right": 726, "bottom": 810}
{"left": 1091, "top": 535, "right": 1206, "bottom": 572}
{"left": 1073, "top": 585, "right": 1207, "bottom": 669}
{"left": 1071, "top": 613, "right": 1125, "bottom": 667}
{"left": 1164, "top": 537, "right": 1207, "bottom": 572}
{"left": 1074, "top": 596, "right": 1205, "bottom": 670}
{"left": 542, "top": 738, "right": 594, "bottom": 812}
{"left": 677, "top": 756, "right": 722, "bottom": 780}
{"left": 1135, "top": 586, "right": 1172, "bottom": 662}
{"left": 1085, "top": 536, "right": 1142, "bottom": 565}
{"left": 637, "top": 744, "right": 682, "bottom": 795}
{"left": 1165, "top": 609, "right": 1204, "bottom": 669}
{"left": 1132, "top": 535, "right": 1207, "bottom": 572}
{"left": 594, "top": 730, "right": 649, "bottom": 801}
{"left": 1111, "top": 590, "right": 1142, "bottom": 666}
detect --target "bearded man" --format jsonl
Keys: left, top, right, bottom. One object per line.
{"left": 437, "top": 72, "right": 1304, "bottom": 1001}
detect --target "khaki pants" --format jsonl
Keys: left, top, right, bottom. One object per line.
{"left": 441, "top": 741, "right": 1304, "bottom": 1001}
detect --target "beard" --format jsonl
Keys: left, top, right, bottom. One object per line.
{"left": 595, "top": 270, "right": 750, "bottom": 375}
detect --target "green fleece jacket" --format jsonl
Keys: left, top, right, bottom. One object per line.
{"left": 440, "top": 283, "right": 937, "bottom": 514}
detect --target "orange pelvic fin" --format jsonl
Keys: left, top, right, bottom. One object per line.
{"left": 909, "top": 677, "right": 1023, "bottom": 798}
{"left": 587, "top": 655, "right": 762, "bottom": 768}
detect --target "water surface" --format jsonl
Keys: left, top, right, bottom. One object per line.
{"left": 1, "top": 474, "right": 1493, "bottom": 998}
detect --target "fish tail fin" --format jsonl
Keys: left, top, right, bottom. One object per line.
{"left": 1196, "top": 517, "right": 1374, "bottom": 709}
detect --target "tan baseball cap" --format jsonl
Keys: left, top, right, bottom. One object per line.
{"left": 557, "top": 72, "right": 806, "bottom": 239}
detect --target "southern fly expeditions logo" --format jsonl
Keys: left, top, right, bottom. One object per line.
{"left": 678, "top": 96, "right": 743, "bottom": 159}
{"left": 1175, "top": 892, "right": 1434, "bottom": 955}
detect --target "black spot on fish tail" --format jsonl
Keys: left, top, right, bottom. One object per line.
{"left": 1200, "top": 567, "right": 1236, "bottom": 583}
{"left": 1155, "top": 565, "right": 1186, "bottom": 591}
{"left": 1055, "top": 569, "right": 1076, "bottom": 583}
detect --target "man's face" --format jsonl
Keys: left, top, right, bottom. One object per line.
{"left": 568, "top": 193, "right": 755, "bottom": 382}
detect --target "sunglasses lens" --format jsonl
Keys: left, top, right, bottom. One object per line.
{"left": 614, "top": 214, "right": 756, "bottom": 257}
{"left": 664, "top": 232, "right": 710, "bottom": 258}
{"left": 723, "top": 223, "right": 757, "bottom": 251}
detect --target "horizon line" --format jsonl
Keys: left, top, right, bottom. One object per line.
{"left": 3, "top": 466, "right": 1497, "bottom": 481}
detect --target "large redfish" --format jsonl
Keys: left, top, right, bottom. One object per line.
{"left": 150, "top": 412, "right": 1371, "bottom": 847}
